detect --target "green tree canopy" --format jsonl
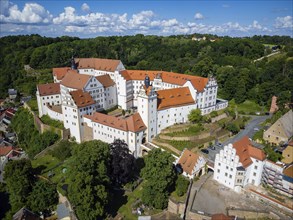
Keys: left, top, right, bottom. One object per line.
{"left": 4, "top": 159, "right": 34, "bottom": 214}
{"left": 188, "top": 109, "right": 203, "bottom": 123}
{"left": 27, "top": 180, "right": 58, "bottom": 214}
{"left": 68, "top": 140, "right": 110, "bottom": 220}
{"left": 141, "top": 149, "right": 176, "bottom": 209}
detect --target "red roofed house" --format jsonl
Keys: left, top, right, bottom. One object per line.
{"left": 83, "top": 112, "right": 147, "bottom": 157}
{"left": 36, "top": 83, "right": 61, "bottom": 117}
{"left": 176, "top": 149, "right": 206, "bottom": 179}
{"left": 0, "top": 146, "right": 24, "bottom": 182}
{"left": 214, "top": 136, "right": 266, "bottom": 192}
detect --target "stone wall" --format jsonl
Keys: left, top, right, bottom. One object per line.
{"left": 168, "top": 198, "right": 185, "bottom": 215}
{"left": 24, "top": 102, "right": 69, "bottom": 140}
{"left": 211, "top": 113, "right": 227, "bottom": 123}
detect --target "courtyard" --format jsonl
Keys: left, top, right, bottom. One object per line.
{"left": 187, "top": 173, "right": 291, "bottom": 220}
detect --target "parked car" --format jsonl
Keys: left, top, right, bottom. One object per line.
{"left": 208, "top": 145, "right": 215, "bottom": 150}
{"left": 201, "top": 149, "right": 209, "bottom": 154}
{"left": 216, "top": 142, "right": 223, "bottom": 147}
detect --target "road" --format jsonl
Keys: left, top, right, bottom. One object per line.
{"left": 207, "top": 114, "right": 271, "bottom": 162}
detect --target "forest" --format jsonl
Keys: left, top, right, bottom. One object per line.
{"left": 0, "top": 34, "right": 292, "bottom": 106}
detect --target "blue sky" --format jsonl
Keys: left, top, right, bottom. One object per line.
{"left": 0, "top": 0, "right": 292, "bottom": 37}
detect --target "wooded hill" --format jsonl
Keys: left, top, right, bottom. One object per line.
{"left": 0, "top": 34, "right": 292, "bottom": 106}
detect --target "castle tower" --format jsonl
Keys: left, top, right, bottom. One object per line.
{"left": 137, "top": 76, "right": 157, "bottom": 142}
{"left": 71, "top": 56, "right": 77, "bottom": 70}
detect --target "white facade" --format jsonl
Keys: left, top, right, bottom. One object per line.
{"left": 36, "top": 58, "right": 227, "bottom": 150}
{"left": 36, "top": 92, "right": 61, "bottom": 117}
{"left": 214, "top": 143, "right": 265, "bottom": 192}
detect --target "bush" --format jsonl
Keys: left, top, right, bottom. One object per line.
{"left": 210, "top": 111, "right": 218, "bottom": 118}
{"left": 175, "top": 175, "right": 189, "bottom": 197}
{"left": 226, "top": 122, "right": 240, "bottom": 134}
{"left": 50, "top": 140, "right": 75, "bottom": 161}
{"left": 41, "top": 115, "right": 64, "bottom": 129}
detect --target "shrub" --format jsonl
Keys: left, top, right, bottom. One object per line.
{"left": 175, "top": 175, "right": 189, "bottom": 197}
{"left": 226, "top": 122, "right": 240, "bottom": 134}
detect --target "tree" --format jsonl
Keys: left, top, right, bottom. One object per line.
{"left": 226, "top": 122, "right": 240, "bottom": 134}
{"left": 110, "top": 139, "right": 135, "bottom": 185}
{"left": 141, "top": 149, "right": 176, "bottom": 209}
{"left": 68, "top": 140, "right": 110, "bottom": 220}
{"left": 27, "top": 180, "right": 58, "bottom": 214}
{"left": 4, "top": 159, "right": 34, "bottom": 214}
{"left": 188, "top": 109, "right": 202, "bottom": 123}
{"left": 50, "top": 140, "right": 75, "bottom": 161}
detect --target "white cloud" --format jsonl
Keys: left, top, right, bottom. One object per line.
{"left": 81, "top": 3, "right": 90, "bottom": 12}
{"left": 194, "top": 13, "right": 204, "bottom": 20}
{"left": 0, "top": 1, "right": 284, "bottom": 37}
{"left": 275, "top": 16, "right": 293, "bottom": 29}
{"left": 0, "top": 2, "right": 52, "bottom": 24}
{"left": 222, "top": 4, "right": 230, "bottom": 8}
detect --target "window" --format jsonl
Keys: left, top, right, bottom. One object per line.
{"left": 225, "top": 173, "right": 228, "bottom": 177}
{"left": 254, "top": 165, "right": 258, "bottom": 170}
{"left": 253, "top": 172, "right": 256, "bottom": 177}
{"left": 217, "top": 169, "right": 220, "bottom": 173}
{"left": 229, "top": 174, "right": 232, "bottom": 179}
{"left": 218, "top": 163, "right": 221, "bottom": 166}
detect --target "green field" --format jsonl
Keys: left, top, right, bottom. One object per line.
{"left": 236, "top": 100, "right": 267, "bottom": 114}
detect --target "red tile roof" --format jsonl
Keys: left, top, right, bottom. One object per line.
{"left": 177, "top": 149, "right": 199, "bottom": 175}
{"left": 69, "top": 90, "right": 95, "bottom": 108}
{"left": 85, "top": 112, "right": 146, "bottom": 133}
{"left": 52, "top": 67, "right": 73, "bottom": 80}
{"left": 96, "top": 74, "right": 115, "bottom": 88}
{"left": 233, "top": 136, "right": 266, "bottom": 168}
{"left": 157, "top": 87, "right": 195, "bottom": 110}
{"left": 75, "top": 58, "right": 121, "bottom": 72}
{"left": 61, "top": 71, "right": 91, "bottom": 89}
{"left": 120, "top": 70, "right": 209, "bottom": 92}
{"left": 37, "top": 83, "right": 60, "bottom": 96}
{"left": 211, "top": 213, "right": 234, "bottom": 220}
{"left": 0, "top": 146, "right": 13, "bottom": 156}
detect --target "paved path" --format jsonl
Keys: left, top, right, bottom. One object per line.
{"left": 253, "top": 51, "right": 280, "bottom": 62}
{"left": 207, "top": 114, "right": 271, "bottom": 162}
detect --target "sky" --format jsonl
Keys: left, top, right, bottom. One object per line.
{"left": 0, "top": 0, "right": 292, "bottom": 38}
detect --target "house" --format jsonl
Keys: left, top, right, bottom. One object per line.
{"left": 83, "top": 112, "right": 147, "bottom": 157}
{"left": 13, "top": 207, "right": 40, "bottom": 220}
{"left": 175, "top": 149, "right": 206, "bottom": 179}
{"left": 282, "top": 141, "right": 293, "bottom": 164}
{"left": 262, "top": 161, "right": 293, "bottom": 197}
{"left": 8, "top": 89, "right": 17, "bottom": 100}
{"left": 263, "top": 110, "right": 293, "bottom": 145}
{"left": 0, "top": 146, "right": 24, "bottom": 182}
{"left": 213, "top": 136, "right": 266, "bottom": 192}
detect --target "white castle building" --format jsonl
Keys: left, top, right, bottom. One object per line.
{"left": 213, "top": 136, "right": 266, "bottom": 192}
{"left": 36, "top": 58, "right": 228, "bottom": 156}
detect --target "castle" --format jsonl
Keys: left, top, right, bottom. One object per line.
{"left": 36, "top": 58, "right": 228, "bottom": 157}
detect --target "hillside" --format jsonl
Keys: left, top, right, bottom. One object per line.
{"left": 0, "top": 34, "right": 292, "bottom": 106}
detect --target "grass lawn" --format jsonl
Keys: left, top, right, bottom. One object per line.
{"left": 41, "top": 115, "right": 64, "bottom": 129}
{"left": 118, "top": 182, "right": 144, "bottom": 220}
{"left": 32, "top": 154, "right": 70, "bottom": 184}
{"left": 237, "top": 100, "right": 266, "bottom": 114}
{"left": 170, "top": 191, "right": 187, "bottom": 203}
{"left": 165, "top": 124, "right": 204, "bottom": 137}
{"left": 168, "top": 140, "right": 195, "bottom": 151}
{"left": 27, "top": 98, "right": 38, "bottom": 113}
